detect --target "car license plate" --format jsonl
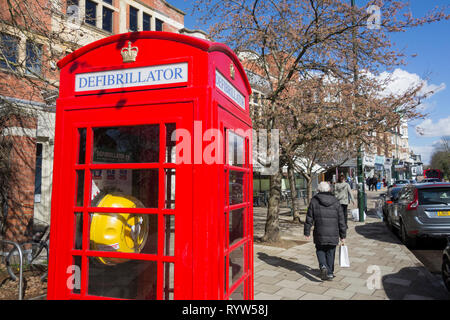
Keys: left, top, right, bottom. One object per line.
{"left": 437, "top": 211, "right": 450, "bottom": 217}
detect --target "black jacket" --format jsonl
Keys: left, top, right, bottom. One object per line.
{"left": 304, "top": 192, "right": 347, "bottom": 246}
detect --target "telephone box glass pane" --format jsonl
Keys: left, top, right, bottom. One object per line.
{"left": 89, "top": 213, "right": 158, "bottom": 255}
{"left": 74, "top": 212, "right": 83, "bottom": 250}
{"left": 165, "top": 123, "right": 176, "bottom": 163}
{"left": 228, "top": 131, "right": 244, "bottom": 167}
{"left": 164, "top": 215, "right": 175, "bottom": 256}
{"left": 90, "top": 169, "right": 159, "bottom": 208}
{"left": 224, "top": 256, "right": 228, "bottom": 295}
{"left": 230, "top": 283, "right": 244, "bottom": 300}
{"left": 75, "top": 170, "right": 85, "bottom": 207}
{"left": 165, "top": 169, "right": 175, "bottom": 209}
{"left": 229, "top": 171, "right": 244, "bottom": 205}
{"left": 163, "top": 262, "right": 174, "bottom": 300}
{"left": 78, "top": 128, "right": 86, "bottom": 164}
{"left": 92, "top": 125, "right": 159, "bottom": 163}
{"left": 229, "top": 208, "right": 244, "bottom": 246}
{"left": 88, "top": 258, "right": 157, "bottom": 299}
{"left": 229, "top": 245, "right": 244, "bottom": 287}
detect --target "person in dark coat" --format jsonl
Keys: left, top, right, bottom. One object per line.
{"left": 373, "top": 176, "right": 378, "bottom": 191}
{"left": 304, "top": 181, "right": 347, "bottom": 281}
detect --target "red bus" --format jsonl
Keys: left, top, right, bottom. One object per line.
{"left": 423, "top": 169, "right": 443, "bottom": 180}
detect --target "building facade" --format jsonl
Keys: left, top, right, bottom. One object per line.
{"left": 0, "top": 0, "right": 199, "bottom": 244}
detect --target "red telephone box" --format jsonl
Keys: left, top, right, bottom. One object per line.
{"left": 47, "top": 32, "right": 253, "bottom": 300}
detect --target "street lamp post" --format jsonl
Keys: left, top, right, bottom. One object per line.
{"left": 351, "top": 0, "right": 365, "bottom": 222}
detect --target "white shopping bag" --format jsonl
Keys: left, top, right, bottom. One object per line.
{"left": 351, "top": 208, "right": 366, "bottom": 221}
{"left": 339, "top": 245, "right": 350, "bottom": 268}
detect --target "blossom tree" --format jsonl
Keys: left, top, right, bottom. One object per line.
{"left": 192, "top": 0, "right": 449, "bottom": 242}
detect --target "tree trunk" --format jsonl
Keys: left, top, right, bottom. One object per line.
{"left": 262, "top": 169, "right": 282, "bottom": 242}
{"left": 288, "top": 164, "right": 302, "bottom": 223}
{"left": 306, "top": 175, "right": 313, "bottom": 206}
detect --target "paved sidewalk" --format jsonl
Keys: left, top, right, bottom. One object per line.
{"left": 253, "top": 189, "right": 450, "bottom": 300}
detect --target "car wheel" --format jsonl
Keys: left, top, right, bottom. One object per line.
{"left": 400, "top": 221, "right": 416, "bottom": 249}
{"left": 386, "top": 216, "right": 394, "bottom": 232}
{"left": 443, "top": 257, "right": 450, "bottom": 292}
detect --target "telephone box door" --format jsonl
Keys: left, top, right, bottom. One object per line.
{"left": 220, "top": 107, "right": 253, "bottom": 300}
{"left": 50, "top": 102, "right": 193, "bottom": 300}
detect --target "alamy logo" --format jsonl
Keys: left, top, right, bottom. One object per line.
{"left": 67, "top": 265, "right": 81, "bottom": 291}
{"left": 367, "top": 5, "right": 381, "bottom": 30}
{"left": 366, "top": 265, "right": 382, "bottom": 290}
{"left": 67, "top": 5, "right": 81, "bottom": 26}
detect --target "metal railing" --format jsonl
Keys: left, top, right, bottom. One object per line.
{"left": 0, "top": 239, "right": 23, "bottom": 300}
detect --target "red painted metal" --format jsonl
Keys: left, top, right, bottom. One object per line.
{"left": 48, "top": 31, "right": 253, "bottom": 300}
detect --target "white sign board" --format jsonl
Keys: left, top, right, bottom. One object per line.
{"left": 215, "top": 70, "right": 245, "bottom": 109}
{"left": 75, "top": 62, "right": 188, "bottom": 92}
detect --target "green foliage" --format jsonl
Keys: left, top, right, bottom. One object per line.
{"left": 430, "top": 150, "right": 450, "bottom": 181}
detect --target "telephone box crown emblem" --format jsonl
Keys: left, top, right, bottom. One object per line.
{"left": 121, "top": 41, "right": 138, "bottom": 63}
{"left": 230, "top": 63, "right": 235, "bottom": 79}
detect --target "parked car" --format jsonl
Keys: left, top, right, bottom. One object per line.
{"left": 443, "top": 237, "right": 450, "bottom": 292}
{"left": 385, "top": 182, "right": 450, "bottom": 248}
{"left": 380, "top": 186, "right": 403, "bottom": 221}
{"left": 418, "top": 178, "right": 442, "bottom": 183}
{"left": 388, "top": 179, "right": 410, "bottom": 188}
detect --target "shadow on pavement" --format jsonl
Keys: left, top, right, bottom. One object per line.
{"left": 381, "top": 266, "right": 450, "bottom": 300}
{"left": 354, "top": 221, "right": 402, "bottom": 245}
{"left": 257, "top": 252, "right": 322, "bottom": 283}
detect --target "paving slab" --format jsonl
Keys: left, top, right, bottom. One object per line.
{"left": 275, "top": 287, "right": 306, "bottom": 300}
{"left": 323, "top": 288, "right": 355, "bottom": 300}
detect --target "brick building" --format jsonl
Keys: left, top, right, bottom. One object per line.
{"left": 0, "top": 0, "right": 205, "bottom": 246}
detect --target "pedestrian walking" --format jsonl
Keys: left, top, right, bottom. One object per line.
{"left": 372, "top": 176, "right": 378, "bottom": 191}
{"left": 304, "top": 181, "right": 347, "bottom": 281}
{"left": 369, "top": 176, "right": 376, "bottom": 191}
{"left": 333, "top": 174, "right": 355, "bottom": 228}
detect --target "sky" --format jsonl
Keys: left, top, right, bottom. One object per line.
{"left": 168, "top": 0, "right": 450, "bottom": 165}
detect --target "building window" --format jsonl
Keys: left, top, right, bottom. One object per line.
{"left": 103, "top": 0, "right": 112, "bottom": 4}
{"left": 0, "top": 33, "right": 19, "bottom": 71}
{"left": 102, "top": 6, "right": 113, "bottom": 32}
{"left": 129, "top": 6, "right": 138, "bottom": 31}
{"left": 85, "top": 0, "right": 97, "bottom": 26}
{"left": 26, "top": 41, "right": 43, "bottom": 75}
{"left": 143, "top": 12, "right": 151, "bottom": 31}
{"left": 155, "top": 18, "right": 163, "bottom": 31}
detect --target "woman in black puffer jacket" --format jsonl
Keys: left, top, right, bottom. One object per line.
{"left": 304, "top": 181, "right": 347, "bottom": 281}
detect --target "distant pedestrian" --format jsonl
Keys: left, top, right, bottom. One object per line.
{"left": 304, "top": 182, "right": 347, "bottom": 281}
{"left": 333, "top": 174, "right": 355, "bottom": 228}
{"left": 369, "top": 176, "right": 376, "bottom": 191}
{"left": 372, "top": 176, "right": 378, "bottom": 191}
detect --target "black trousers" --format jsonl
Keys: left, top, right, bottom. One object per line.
{"left": 315, "top": 244, "right": 337, "bottom": 276}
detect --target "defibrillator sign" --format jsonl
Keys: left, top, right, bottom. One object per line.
{"left": 75, "top": 62, "right": 188, "bottom": 92}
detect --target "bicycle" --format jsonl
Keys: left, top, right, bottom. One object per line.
{"left": 5, "top": 224, "right": 49, "bottom": 282}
